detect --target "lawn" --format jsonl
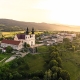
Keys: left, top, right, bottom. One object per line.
{"left": 24, "top": 53, "right": 45, "bottom": 73}
{"left": 61, "top": 50, "right": 80, "bottom": 80}
{"left": 37, "top": 45, "right": 49, "bottom": 54}
{"left": 23, "top": 46, "right": 49, "bottom": 73}
{"left": 0, "top": 53, "right": 12, "bottom": 66}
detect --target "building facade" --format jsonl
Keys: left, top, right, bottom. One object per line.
{"left": 1, "top": 40, "right": 22, "bottom": 50}
{"left": 14, "top": 28, "right": 35, "bottom": 46}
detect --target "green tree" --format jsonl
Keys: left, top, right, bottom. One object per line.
{"left": 52, "top": 72, "right": 57, "bottom": 80}
{"left": 44, "top": 69, "right": 52, "bottom": 80}
{"left": 51, "top": 66, "right": 58, "bottom": 73}
{"left": 26, "top": 44, "right": 30, "bottom": 47}
{"left": 58, "top": 77, "right": 63, "bottom": 80}
{"left": 23, "top": 42, "right": 27, "bottom": 48}
{"left": 60, "top": 70, "right": 70, "bottom": 80}
{"left": 12, "top": 71, "right": 22, "bottom": 80}
{"left": 0, "top": 49, "right": 2, "bottom": 53}
{"left": 56, "top": 57, "right": 62, "bottom": 67}
{"left": 72, "top": 45, "right": 75, "bottom": 51}
{"left": 8, "top": 73, "right": 13, "bottom": 80}
{"left": 49, "top": 60, "right": 58, "bottom": 68}
{"left": 50, "top": 52, "right": 59, "bottom": 59}
{"left": 6, "top": 46, "right": 13, "bottom": 53}
{"left": 63, "top": 38, "right": 70, "bottom": 43}
{"left": 32, "top": 77, "right": 40, "bottom": 80}
{"left": 48, "top": 46, "right": 58, "bottom": 53}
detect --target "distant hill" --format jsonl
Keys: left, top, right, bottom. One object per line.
{"left": 0, "top": 19, "right": 80, "bottom": 31}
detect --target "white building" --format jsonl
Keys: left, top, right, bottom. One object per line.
{"left": 64, "top": 35, "right": 73, "bottom": 42}
{"left": 52, "top": 35, "right": 63, "bottom": 43}
{"left": 70, "top": 34, "right": 76, "bottom": 38}
{"left": 14, "top": 28, "right": 35, "bottom": 46}
{"left": 1, "top": 40, "right": 22, "bottom": 50}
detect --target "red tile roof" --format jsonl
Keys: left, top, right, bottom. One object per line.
{"left": 1, "top": 40, "right": 21, "bottom": 45}
{"left": 17, "top": 34, "right": 25, "bottom": 39}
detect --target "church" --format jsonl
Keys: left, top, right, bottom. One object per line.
{"left": 14, "top": 27, "right": 35, "bottom": 46}
{"left": 1, "top": 28, "right": 35, "bottom": 50}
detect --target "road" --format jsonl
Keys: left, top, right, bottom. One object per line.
{"left": 5, "top": 56, "right": 16, "bottom": 63}
{"left": 5, "top": 52, "right": 28, "bottom": 63}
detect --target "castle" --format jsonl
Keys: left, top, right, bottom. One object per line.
{"left": 1, "top": 28, "right": 35, "bottom": 50}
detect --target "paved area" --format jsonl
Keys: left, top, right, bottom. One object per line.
{"left": 5, "top": 56, "right": 16, "bottom": 63}
{"left": 5, "top": 52, "right": 28, "bottom": 63}
{"left": 20, "top": 52, "right": 28, "bottom": 57}
{"left": 31, "top": 43, "right": 44, "bottom": 48}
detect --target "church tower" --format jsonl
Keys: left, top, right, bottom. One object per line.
{"left": 25, "top": 27, "right": 35, "bottom": 46}
{"left": 26, "top": 27, "right": 29, "bottom": 35}
{"left": 31, "top": 28, "right": 34, "bottom": 34}
{"left": 14, "top": 27, "right": 35, "bottom": 47}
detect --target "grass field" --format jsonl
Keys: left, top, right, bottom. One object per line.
{"left": 24, "top": 53, "right": 45, "bottom": 73}
{"left": 23, "top": 46, "right": 48, "bottom": 73}
{"left": 0, "top": 53, "right": 12, "bottom": 66}
{"left": 61, "top": 50, "right": 80, "bottom": 80}
{"left": 36, "top": 45, "right": 80, "bottom": 80}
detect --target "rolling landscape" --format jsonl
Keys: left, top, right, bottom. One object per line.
{"left": 0, "top": 19, "right": 80, "bottom": 32}
{"left": 0, "top": 18, "right": 80, "bottom": 80}
{"left": 0, "top": 0, "right": 80, "bottom": 80}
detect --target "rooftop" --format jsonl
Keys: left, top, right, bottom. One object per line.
{"left": 1, "top": 40, "right": 21, "bottom": 45}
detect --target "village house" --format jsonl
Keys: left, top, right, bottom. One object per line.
{"left": 58, "top": 32, "right": 76, "bottom": 42}
{"left": 64, "top": 35, "right": 73, "bottom": 42}
{"left": 52, "top": 34, "right": 63, "bottom": 43}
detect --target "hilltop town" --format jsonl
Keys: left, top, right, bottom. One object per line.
{"left": 0, "top": 29, "right": 77, "bottom": 62}
{"left": 0, "top": 27, "right": 79, "bottom": 80}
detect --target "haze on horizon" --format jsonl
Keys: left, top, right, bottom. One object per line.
{"left": 0, "top": 0, "right": 80, "bottom": 26}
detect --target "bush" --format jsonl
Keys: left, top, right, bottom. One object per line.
{"left": 32, "top": 77, "right": 40, "bottom": 80}
{"left": 6, "top": 46, "right": 13, "bottom": 53}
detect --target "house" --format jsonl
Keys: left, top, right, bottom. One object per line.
{"left": 52, "top": 35, "right": 63, "bottom": 43}
{"left": 64, "top": 35, "right": 73, "bottom": 42}
{"left": 14, "top": 27, "right": 35, "bottom": 46}
{"left": 1, "top": 40, "right": 23, "bottom": 50}
{"left": 70, "top": 34, "right": 76, "bottom": 38}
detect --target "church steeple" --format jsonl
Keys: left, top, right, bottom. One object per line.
{"left": 26, "top": 27, "right": 29, "bottom": 34}
{"left": 32, "top": 28, "right": 34, "bottom": 34}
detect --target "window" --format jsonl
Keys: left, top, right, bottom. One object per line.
{"left": 31, "top": 41, "right": 33, "bottom": 46}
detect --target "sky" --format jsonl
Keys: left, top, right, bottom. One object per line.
{"left": 0, "top": 0, "right": 80, "bottom": 25}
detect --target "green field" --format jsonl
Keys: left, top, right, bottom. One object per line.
{"left": 23, "top": 53, "right": 45, "bottom": 73}
{"left": 60, "top": 49, "right": 80, "bottom": 80}
{"left": 23, "top": 46, "right": 48, "bottom": 73}
{"left": 0, "top": 53, "right": 12, "bottom": 65}
{"left": 36, "top": 39, "right": 80, "bottom": 80}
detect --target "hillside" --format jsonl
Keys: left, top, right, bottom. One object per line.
{"left": 0, "top": 19, "right": 79, "bottom": 31}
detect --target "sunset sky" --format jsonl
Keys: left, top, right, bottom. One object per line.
{"left": 0, "top": 0, "right": 80, "bottom": 25}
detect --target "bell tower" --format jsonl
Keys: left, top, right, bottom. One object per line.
{"left": 31, "top": 28, "right": 34, "bottom": 34}
{"left": 26, "top": 27, "right": 29, "bottom": 35}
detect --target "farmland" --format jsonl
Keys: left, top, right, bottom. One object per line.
{"left": 1, "top": 31, "right": 43, "bottom": 38}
